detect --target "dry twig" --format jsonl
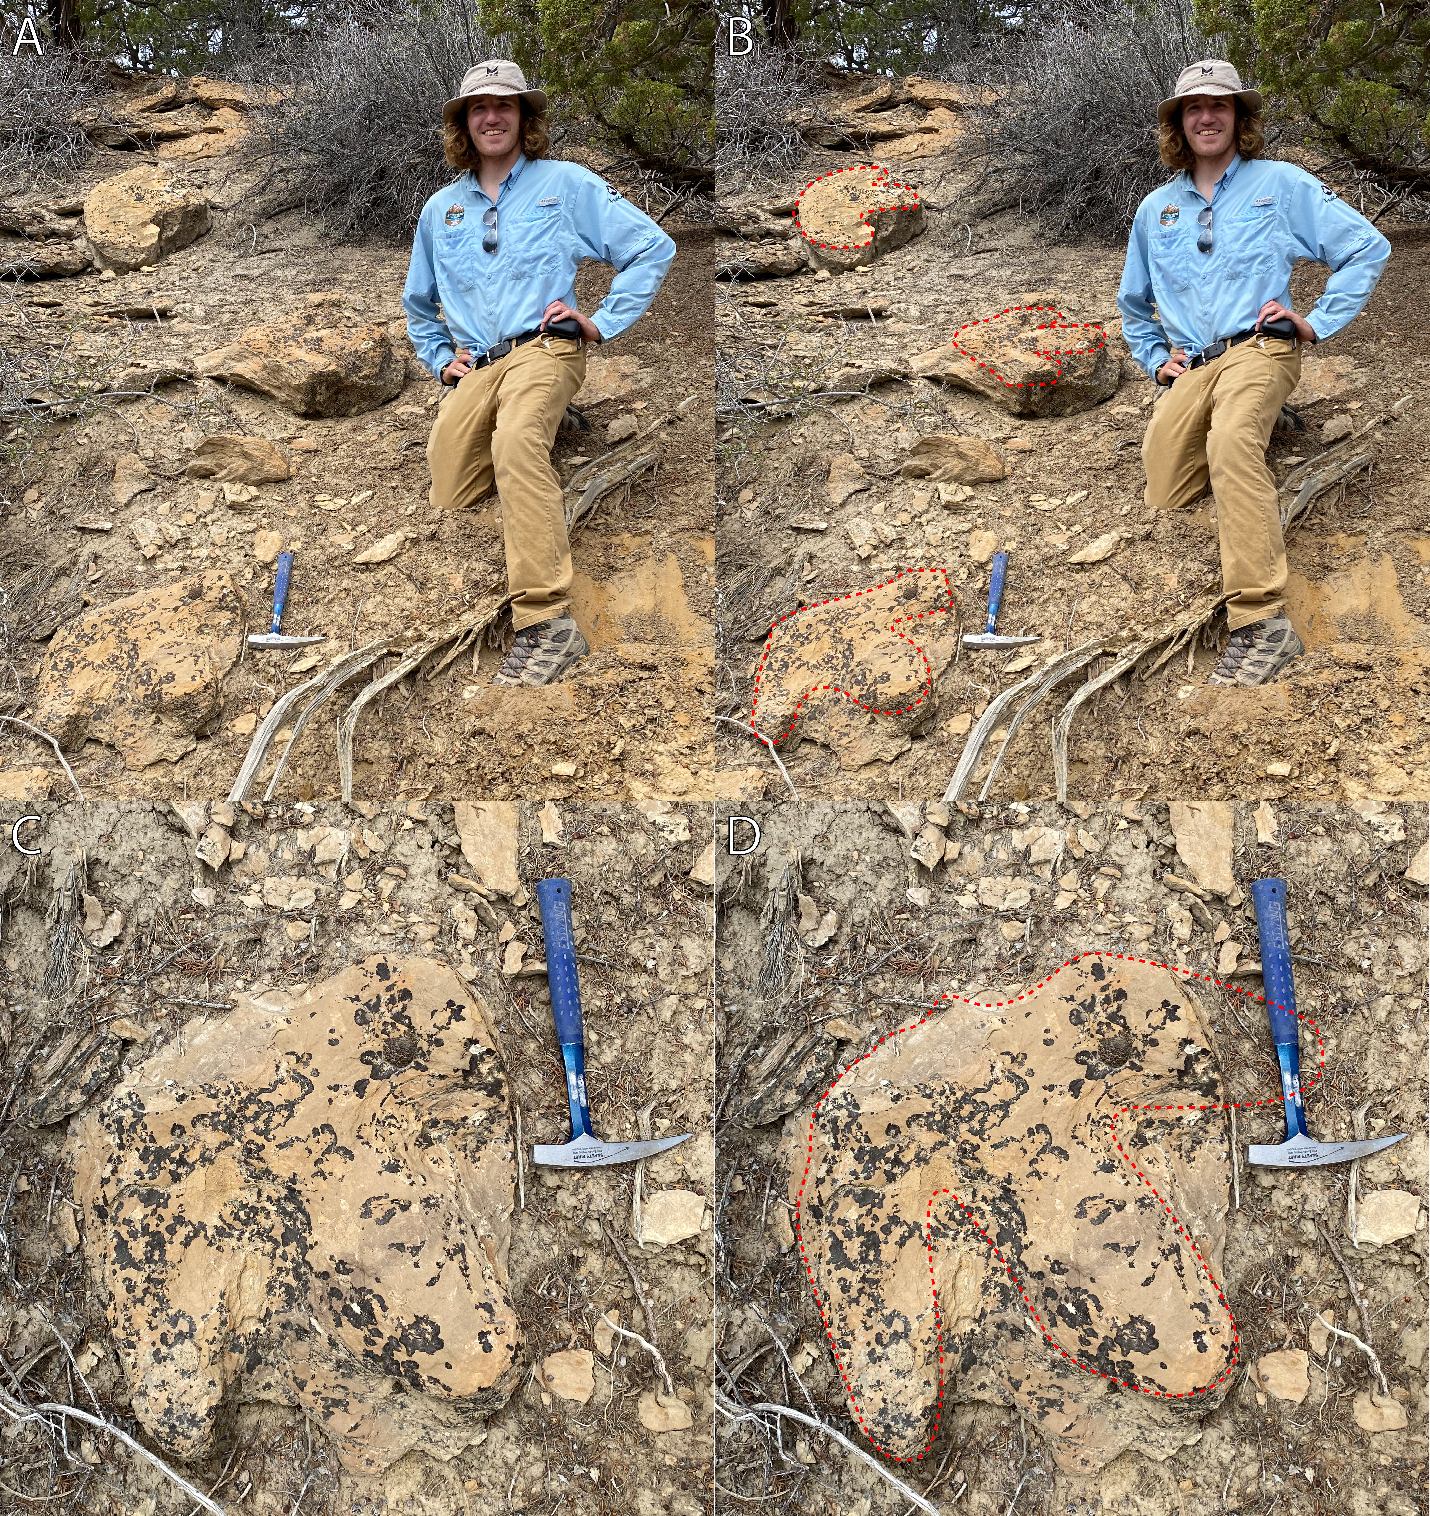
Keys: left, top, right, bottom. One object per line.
{"left": 716, "top": 1392, "right": 943, "bottom": 1516}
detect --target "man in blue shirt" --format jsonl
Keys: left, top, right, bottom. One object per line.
{"left": 1117, "top": 60, "right": 1389, "bottom": 688}
{"left": 404, "top": 60, "right": 676, "bottom": 687}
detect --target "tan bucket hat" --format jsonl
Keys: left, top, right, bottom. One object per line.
{"left": 1158, "top": 59, "right": 1263, "bottom": 127}
{"left": 443, "top": 59, "right": 548, "bottom": 128}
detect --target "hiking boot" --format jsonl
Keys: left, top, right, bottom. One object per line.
{"left": 1207, "top": 614, "right": 1304, "bottom": 688}
{"left": 493, "top": 613, "right": 589, "bottom": 687}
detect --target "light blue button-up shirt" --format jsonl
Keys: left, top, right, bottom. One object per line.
{"left": 1117, "top": 154, "right": 1390, "bottom": 381}
{"left": 403, "top": 154, "right": 676, "bottom": 381}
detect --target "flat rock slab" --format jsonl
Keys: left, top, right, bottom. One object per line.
{"left": 184, "top": 434, "right": 292, "bottom": 483}
{"left": 68, "top": 956, "right": 522, "bottom": 1474}
{"left": 793, "top": 955, "right": 1233, "bottom": 1473}
{"left": 196, "top": 302, "right": 405, "bottom": 416}
{"left": 912, "top": 301, "right": 1120, "bottom": 417}
{"left": 750, "top": 569, "right": 960, "bottom": 763}
{"left": 31, "top": 571, "right": 243, "bottom": 768}
{"left": 795, "top": 164, "right": 925, "bottom": 273}
{"left": 83, "top": 165, "right": 211, "bottom": 272}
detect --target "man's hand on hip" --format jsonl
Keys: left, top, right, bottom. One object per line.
{"left": 541, "top": 300, "right": 601, "bottom": 343}
{"left": 442, "top": 348, "right": 473, "bottom": 385}
{"left": 1156, "top": 347, "right": 1188, "bottom": 386}
{"left": 1256, "top": 300, "right": 1316, "bottom": 343}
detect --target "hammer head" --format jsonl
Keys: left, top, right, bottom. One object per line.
{"left": 247, "top": 633, "right": 327, "bottom": 649}
{"left": 533, "top": 1131, "right": 692, "bottom": 1169}
{"left": 962, "top": 632, "right": 1041, "bottom": 649}
{"left": 1248, "top": 1131, "right": 1407, "bottom": 1169}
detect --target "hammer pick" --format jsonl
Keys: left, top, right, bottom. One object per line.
{"left": 533, "top": 877, "right": 691, "bottom": 1169}
{"left": 1247, "top": 877, "right": 1406, "bottom": 1169}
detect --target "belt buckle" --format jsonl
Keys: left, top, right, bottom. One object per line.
{"left": 1206, "top": 339, "right": 1227, "bottom": 361}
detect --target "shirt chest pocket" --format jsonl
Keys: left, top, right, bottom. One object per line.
{"left": 435, "top": 226, "right": 480, "bottom": 294}
{"left": 1150, "top": 227, "right": 1193, "bottom": 293}
{"left": 1223, "top": 201, "right": 1280, "bottom": 280}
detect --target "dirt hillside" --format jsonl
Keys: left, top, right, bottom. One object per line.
{"left": 2, "top": 74, "right": 717, "bottom": 804}
{"left": 714, "top": 76, "right": 1429, "bottom": 804}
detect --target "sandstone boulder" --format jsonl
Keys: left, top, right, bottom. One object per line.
{"left": 68, "top": 956, "right": 522, "bottom": 1474}
{"left": 750, "top": 570, "right": 959, "bottom": 766}
{"left": 793, "top": 955, "right": 1232, "bottom": 1473}
{"left": 184, "top": 434, "right": 291, "bottom": 483}
{"left": 911, "top": 300, "right": 1119, "bottom": 416}
{"left": 795, "top": 164, "right": 924, "bottom": 273}
{"left": 189, "top": 75, "right": 279, "bottom": 110}
{"left": 83, "top": 166, "right": 211, "bottom": 272}
{"left": 899, "top": 435, "right": 1005, "bottom": 484}
{"left": 196, "top": 303, "right": 405, "bottom": 416}
{"left": 30, "top": 572, "right": 243, "bottom": 768}
{"left": 577, "top": 354, "right": 647, "bottom": 407}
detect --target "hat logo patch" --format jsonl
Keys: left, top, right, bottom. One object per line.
{"left": 1201, "top": 64, "right": 1214, "bottom": 74}
{"left": 1159, "top": 204, "right": 1180, "bottom": 226}
{"left": 445, "top": 204, "right": 465, "bottom": 226}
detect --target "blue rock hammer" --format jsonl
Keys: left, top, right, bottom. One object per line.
{"left": 533, "top": 878, "right": 692, "bottom": 1169}
{"left": 1248, "top": 877, "right": 1405, "bottom": 1168}
{"left": 962, "top": 552, "right": 1040, "bottom": 650}
{"left": 248, "top": 551, "right": 326, "bottom": 650}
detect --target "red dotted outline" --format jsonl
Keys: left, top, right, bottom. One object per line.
{"left": 948, "top": 304, "right": 1109, "bottom": 392}
{"left": 748, "top": 567, "right": 956, "bottom": 747}
{"left": 794, "top": 950, "right": 1324, "bottom": 1462}
{"left": 794, "top": 163, "right": 921, "bottom": 252}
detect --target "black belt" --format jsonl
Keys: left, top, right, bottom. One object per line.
{"left": 1186, "top": 317, "right": 1299, "bottom": 373}
{"left": 1186, "top": 328, "right": 1262, "bottom": 371}
{"left": 471, "top": 317, "right": 583, "bottom": 372}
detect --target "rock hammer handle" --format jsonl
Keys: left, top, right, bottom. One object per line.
{"left": 985, "top": 551, "right": 1009, "bottom": 634}
{"left": 1251, "top": 876, "right": 1309, "bottom": 1140}
{"left": 269, "top": 551, "right": 294, "bottom": 635}
{"left": 536, "top": 876, "right": 592, "bottom": 1138}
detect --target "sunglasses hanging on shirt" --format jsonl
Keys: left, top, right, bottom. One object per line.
{"left": 1196, "top": 206, "right": 1213, "bottom": 255}
{"left": 482, "top": 206, "right": 498, "bottom": 255}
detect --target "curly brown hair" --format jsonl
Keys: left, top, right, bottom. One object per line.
{"left": 444, "top": 96, "right": 551, "bottom": 171}
{"left": 1159, "top": 95, "right": 1266, "bottom": 171}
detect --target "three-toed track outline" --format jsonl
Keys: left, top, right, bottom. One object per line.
{"left": 947, "top": 303, "right": 1108, "bottom": 392}
{"left": 748, "top": 568, "right": 957, "bottom": 747}
{"left": 794, "top": 950, "right": 1325, "bottom": 1462}
{"left": 794, "top": 163, "right": 921, "bottom": 253}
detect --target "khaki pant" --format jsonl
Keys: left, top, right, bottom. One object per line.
{"left": 427, "top": 335, "right": 587, "bottom": 632}
{"left": 1142, "top": 335, "right": 1302, "bottom": 632}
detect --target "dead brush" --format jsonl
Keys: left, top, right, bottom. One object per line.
{"left": 712, "top": 37, "right": 826, "bottom": 192}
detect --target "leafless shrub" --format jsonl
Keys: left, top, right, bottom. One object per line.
{"left": 0, "top": 48, "right": 106, "bottom": 193}
{"left": 714, "top": 37, "right": 826, "bottom": 190}
{"left": 241, "top": 0, "right": 507, "bottom": 241}
{"left": 968, "top": 0, "right": 1224, "bottom": 240}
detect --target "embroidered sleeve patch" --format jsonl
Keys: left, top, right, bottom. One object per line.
{"left": 1159, "top": 204, "right": 1180, "bottom": 226}
{"left": 1321, "top": 183, "right": 1338, "bottom": 201}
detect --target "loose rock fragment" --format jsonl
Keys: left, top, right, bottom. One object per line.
{"left": 638, "top": 1391, "right": 693, "bottom": 1432}
{"left": 1254, "top": 1349, "right": 1308, "bottom": 1404}
{"left": 640, "top": 1190, "right": 707, "bottom": 1247}
{"left": 1168, "top": 802, "right": 1234, "bottom": 896}
{"left": 184, "top": 435, "right": 291, "bottom": 483}
{"left": 1353, "top": 1390, "right": 1409, "bottom": 1432}
{"left": 453, "top": 803, "right": 520, "bottom": 896}
{"left": 83, "top": 166, "right": 211, "bottom": 271}
{"left": 1356, "top": 1190, "right": 1421, "bottom": 1246}
{"left": 541, "top": 1350, "right": 595, "bottom": 1405}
